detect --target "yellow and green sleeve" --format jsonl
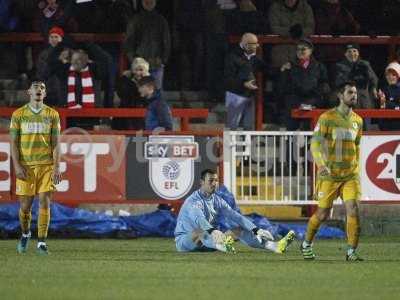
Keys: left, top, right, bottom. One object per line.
{"left": 9, "top": 113, "right": 20, "bottom": 140}
{"left": 311, "top": 117, "right": 328, "bottom": 168}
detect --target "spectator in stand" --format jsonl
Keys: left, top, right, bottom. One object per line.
{"left": 124, "top": 0, "right": 171, "bottom": 90}
{"left": 279, "top": 39, "right": 330, "bottom": 130}
{"left": 227, "top": 0, "right": 269, "bottom": 35}
{"left": 335, "top": 44, "right": 378, "bottom": 130}
{"left": 34, "top": 0, "right": 78, "bottom": 36}
{"left": 117, "top": 57, "right": 149, "bottom": 108}
{"left": 224, "top": 33, "right": 266, "bottom": 130}
{"left": 335, "top": 43, "right": 378, "bottom": 109}
{"left": 314, "top": 0, "right": 360, "bottom": 65}
{"left": 36, "top": 26, "right": 71, "bottom": 106}
{"left": 113, "top": 57, "right": 150, "bottom": 129}
{"left": 268, "top": 0, "right": 315, "bottom": 70}
{"left": 137, "top": 76, "right": 173, "bottom": 131}
{"left": 378, "top": 62, "right": 400, "bottom": 131}
{"left": 47, "top": 43, "right": 112, "bottom": 108}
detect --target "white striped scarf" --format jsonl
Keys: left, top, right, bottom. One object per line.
{"left": 67, "top": 66, "right": 95, "bottom": 108}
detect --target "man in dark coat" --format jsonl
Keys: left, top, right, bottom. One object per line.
{"left": 280, "top": 39, "right": 330, "bottom": 130}
{"left": 335, "top": 43, "right": 378, "bottom": 109}
{"left": 224, "top": 33, "right": 266, "bottom": 130}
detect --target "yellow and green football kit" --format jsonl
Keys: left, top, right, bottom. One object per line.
{"left": 311, "top": 108, "right": 363, "bottom": 209}
{"left": 10, "top": 104, "right": 60, "bottom": 196}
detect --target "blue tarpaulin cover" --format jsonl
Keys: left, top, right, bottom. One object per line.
{"left": 0, "top": 201, "right": 344, "bottom": 239}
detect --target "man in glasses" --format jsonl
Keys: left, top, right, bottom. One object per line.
{"left": 224, "top": 32, "right": 266, "bottom": 130}
{"left": 279, "top": 38, "right": 330, "bottom": 130}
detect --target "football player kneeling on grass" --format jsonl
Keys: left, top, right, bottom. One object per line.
{"left": 174, "top": 169, "right": 295, "bottom": 253}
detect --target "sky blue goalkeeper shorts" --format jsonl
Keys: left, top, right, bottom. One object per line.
{"left": 175, "top": 233, "right": 199, "bottom": 252}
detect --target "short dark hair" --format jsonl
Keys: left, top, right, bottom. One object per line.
{"left": 337, "top": 81, "right": 356, "bottom": 94}
{"left": 137, "top": 75, "right": 156, "bottom": 87}
{"left": 200, "top": 169, "right": 217, "bottom": 180}
{"left": 29, "top": 80, "right": 46, "bottom": 88}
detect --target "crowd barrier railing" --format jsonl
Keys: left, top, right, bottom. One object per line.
{"left": 291, "top": 108, "right": 400, "bottom": 128}
{"left": 0, "top": 107, "right": 209, "bottom": 131}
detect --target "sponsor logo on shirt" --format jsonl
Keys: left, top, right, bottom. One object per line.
{"left": 21, "top": 122, "right": 49, "bottom": 134}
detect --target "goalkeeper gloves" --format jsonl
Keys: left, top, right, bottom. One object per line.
{"left": 252, "top": 227, "right": 274, "bottom": 243}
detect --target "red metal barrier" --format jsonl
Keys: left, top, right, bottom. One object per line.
{"left": 0, "top": 107, "right": 208, "bottom": 131}
{"left": 291, "top": 108, "right": 400, "bottom": 128}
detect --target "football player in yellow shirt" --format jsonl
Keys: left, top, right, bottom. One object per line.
{"left": 301, "top": 81, "right": 364, "bottom": 261}
{"left": 10, "top": 81, "right": 61, "bottom": 255}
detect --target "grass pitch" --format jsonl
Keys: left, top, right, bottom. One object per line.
{"left": 0, "top": 237, "right": 399, "bottom": 300}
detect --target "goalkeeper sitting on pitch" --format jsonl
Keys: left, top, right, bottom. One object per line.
{"left": 174, "top": 169, "right": 295, "bottom": 253}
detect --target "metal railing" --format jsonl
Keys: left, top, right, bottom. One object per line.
{"left": 0, "top": 107, "right": 208, "bottom": 131}
{"left": 224, "top": 130, "right": 316, "bottom": 205}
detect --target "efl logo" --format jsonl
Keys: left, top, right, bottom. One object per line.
{"left": 145, "top": 136, "right": 198, "bottom": 200}
{"left": 366, "top": 140, "right": 400, "bottom": 194}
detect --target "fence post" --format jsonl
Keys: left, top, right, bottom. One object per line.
{"left": 256, "top": 72, "right": 263, "bottom": 130}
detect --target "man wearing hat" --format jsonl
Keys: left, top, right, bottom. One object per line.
{"left": 36, "top": 26, "right": 66, "bottom": 106}
{"left": 279, "top": 38, "right": 330, "bottom": 130}
{"left": 335, "top": 43, "right": 378, "bottom": 110}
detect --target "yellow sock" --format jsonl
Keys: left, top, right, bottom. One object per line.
{"left": 305, "top": 214, "right": 322, "bottom": 243}
{"left": 19, "top": 209, "right": 32, "bottom": 234}
{"left": 38, "top": 208, "right": 50, "bottom": 240}
{"left": 347, "top": 216, "right": 360, "bottom": 249}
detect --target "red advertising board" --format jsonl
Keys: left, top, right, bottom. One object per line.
{"left": 0, "top": 134, "right": 126, "bottom": 203}
{"left": 0, "top": 134, "right": 11, "bottom": 201}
